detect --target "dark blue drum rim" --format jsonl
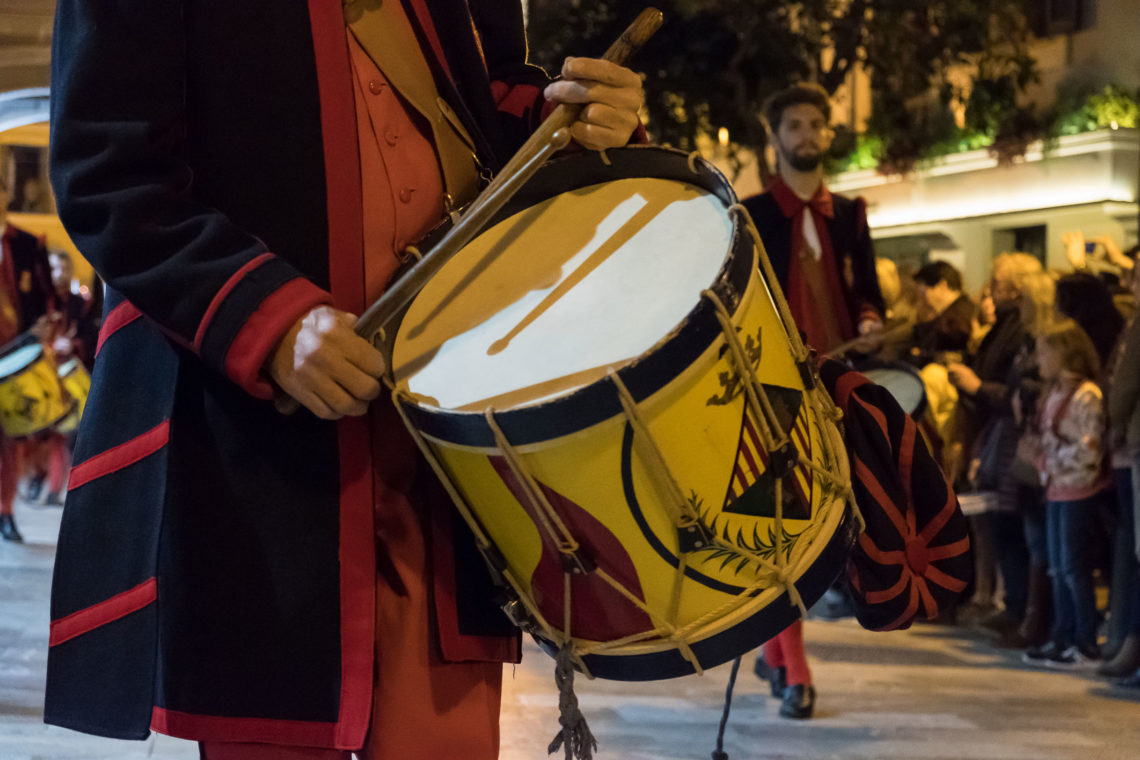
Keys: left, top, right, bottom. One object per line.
{"left": 393, "top": 146, "right": 757, "bottom": 448}
{"left": 531, "top": 505, "right": 859, "bottom": 681}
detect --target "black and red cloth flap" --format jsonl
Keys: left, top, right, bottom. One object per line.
{"left": 818, "top": 359, "right": 972, "bottom": 631}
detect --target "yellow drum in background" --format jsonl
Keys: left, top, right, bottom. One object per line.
{"left": 390, "top": 147, "right": 857, "bottom": 680}
{"left": 55, "top": 357, "right": 91, "bottom": 434}
{"left": 0, "top": 338, "right": 72, "bottom": 438}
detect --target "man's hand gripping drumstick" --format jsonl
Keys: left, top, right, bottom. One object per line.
{"left": 267, "top": 24, "right": 653, "bottom": 419}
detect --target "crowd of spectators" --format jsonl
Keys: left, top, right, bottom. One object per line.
{"left": 869, "top": 232, "right": 1140, "bottom": 685}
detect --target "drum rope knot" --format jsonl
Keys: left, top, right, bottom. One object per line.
{"left": 547, "top": 645, "right": 598, "bottom": 760}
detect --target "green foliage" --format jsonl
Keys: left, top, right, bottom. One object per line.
{"left": 1048, "top": 83, "right": 1140, "bottom": 137}
{"left": 525, "top": 0, "right": 1041, "bottom": 177}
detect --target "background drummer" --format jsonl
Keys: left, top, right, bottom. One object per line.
{"left": 909, "top": 261, "right": 976, "bottom": 367}
{"left": 20, "top": 250, "right": 100, "bottom": 508}
{"left": 0, "top": 176, "right": 56, "bottom": 542}
{"left": 741, "top": 82, "right": 887, "bottom": 720}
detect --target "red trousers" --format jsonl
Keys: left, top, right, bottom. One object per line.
{"left": 763, "top": 619, "right": 812, "bottom": 686}
{"left": 0, "top": 436, "right": 21, "bottom": 516}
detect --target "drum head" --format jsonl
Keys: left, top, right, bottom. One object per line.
{"left": 0, "top": 344, "right": 43, "bottom": 381}
{"left": 392, "top": 177, "right": 732, "bottom": 411}
{"left": 856, "top": 361, "right": 927, "bottom": 417}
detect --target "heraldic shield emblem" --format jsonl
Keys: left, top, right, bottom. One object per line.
{"left": 389, "top": 147, "right": 858, "bottom": 681}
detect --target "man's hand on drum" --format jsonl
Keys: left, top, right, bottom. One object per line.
{"left": 544, "top": 57, "right": 644, "bottom": 151}
{"left": 267, "top": 306, "right": 386, "bottom": 420}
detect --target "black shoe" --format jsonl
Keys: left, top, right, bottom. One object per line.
{"left": 0, "top": 514, "right": 23, "bottom": 543}
{"left": 1045, "top": 644, "right": 1100, "bottom": 671}
{"left": 23, "top": 474, "right": 44, "bottom": 502}
{"left": 779, "top": 684, "right": 815, "bottom": 719}
{"left": 1022, "top": 641, "right": 1065, "bottom": 666}
{"left": 1115, "top": 669, "right": 1140, "bottom": 689}
{"left": 44, "top": 491, "right": 64, "bottom": 507}
{"left": 753, "top": 655, "right": 787, "bottom": 698}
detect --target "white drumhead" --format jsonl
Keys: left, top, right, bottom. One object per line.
{"left": 393, "top": 178, "right": 732, "bottom": 411}
{"left": 0, "top": 344, "right": 42, "bottom": 379}
{"left": 862, "top": 368, "right": 925, "bottom": 415}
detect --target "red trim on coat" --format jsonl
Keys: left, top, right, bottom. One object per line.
{"left": 152, "top": 707, "right": 343, "bottom": 750}
{"left": 223, "top": 278, "right": 332, "bottom": 400}
{"left": 68, "top": 420, "right": 170, "bottom": 492}
{"left": 192, "top": 252, "right": 275, "bottom": 351}
{"left": 308, "top": 1, "right": 376, "bottom": 749}
{"left": 493, "top": 82, "right": 541, "bottom": 118}
{"left": 49, "top": 577, "right": 157, "bottom": 647}
{"left": 833, "top": 369, "right": 870, "bottom": 410}
{"left": 95, "top": 301, "right": 143, "bottom": 357}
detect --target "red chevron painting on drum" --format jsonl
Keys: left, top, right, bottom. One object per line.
{"left": 722, "top": 403, "right": 813, "bottom": 520}
{"left": 489, "top": 456, "right": 653, "bottom": 641}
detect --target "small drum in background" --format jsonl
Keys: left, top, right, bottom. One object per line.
{"left": 0, "top": 337, "right": 72, "bottom": 438}
{"left": 389, "top": 147, "right": 857, "bottom": 681}
{"left": 55, "top": 357, "right": 91, "bottom": 434}
{"left": 851, "top": 359, "right": 928, "bottom": 419}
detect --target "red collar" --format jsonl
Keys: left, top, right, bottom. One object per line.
{"left": 769, "top": 176, "right": 834, "bottom": 220}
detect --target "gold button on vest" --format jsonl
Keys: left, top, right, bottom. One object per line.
{"left": 344, "top": 0, "right": 482, "bottom": 208}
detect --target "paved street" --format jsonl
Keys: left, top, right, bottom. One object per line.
{"left": 3, "top": 499, "right": 1139, "bottom": 760}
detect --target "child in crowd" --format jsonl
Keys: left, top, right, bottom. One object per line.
{"left": 1023, "top": 320, "right": 1108, "bottom": 669}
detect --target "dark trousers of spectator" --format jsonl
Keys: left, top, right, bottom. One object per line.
{"left": 1020, "top": 497, "right": 1052, "bottom": 645}
{"left": 989, "top": 507, "right": 1029, "bottom": 621}
{"left": 1046, "top": 497, "right": 1101, "bottom": 651}
{"left": 1108, "top": 468, "right": 1140, "bottom": 652}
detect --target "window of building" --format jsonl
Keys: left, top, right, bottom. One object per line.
{"left": 1026, "top": 0, "right": 1097, "bottom": 37}
{"left": 993, "top": 225, "right": 1047, "bottom": 264}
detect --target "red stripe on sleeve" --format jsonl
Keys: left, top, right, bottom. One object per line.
{"left": 192, "top": 253, "right": 275, "bottom": 351}
{"left": 223, "top": 277, "right": 331, "bottom": 400}
{"left": 95, "top": 301, "right": 143, "bottom": 357}
{"left": 68, "top": 420, "right": 170, "bottom": 492}
{"left": 494, "top": 83, "right": 542, "bottom": 118}
{"left": 50, "top": 577, "right": 157, "bottom": 647}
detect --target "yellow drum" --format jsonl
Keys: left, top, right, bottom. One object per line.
{"left": 0, "top": 338, "right": 72, "bottom": 438}
{"left": 390, "top": 147, "right": 856, "bottom": 680}
{"left": 55, "top": 357, "right": 91, "bottom": 434}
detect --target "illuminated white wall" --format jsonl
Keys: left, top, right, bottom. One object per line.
{"left": 827, "top": 128, "right": 1139, "bottom": 292}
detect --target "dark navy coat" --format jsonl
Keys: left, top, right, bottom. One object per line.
{"left": 46, "top": 0, "right": 551, "bottom": 748}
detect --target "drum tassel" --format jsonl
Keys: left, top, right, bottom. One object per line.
{"left": 547, "top": 644, "right": 598, "bottom": 760}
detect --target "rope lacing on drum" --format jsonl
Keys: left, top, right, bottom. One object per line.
{"left": 686, "top": 150, "right": 702, "bottom": 175}
{"left": 391, "top": 389, "right": 564, "bottom": 642}
{"left": 484, "top": 409, "right": 594, "bottom": 576}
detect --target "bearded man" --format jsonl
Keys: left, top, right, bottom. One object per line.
{"left": 742, "top": 83, "right": 885, "bottom": 357}
{"left": 741, "top": 82, "right": 885, "bottom": 721}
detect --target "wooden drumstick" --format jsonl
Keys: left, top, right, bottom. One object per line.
{"left": 821, "top": 317, "right": 912, "bottom": 358}
{"left": 355, "top": 6, "right": 664, "bottom": 341}
{"left": 277, "top": 8, "right": 664, "bottom": 415}
{"left": 479, "top": 8, "right": 664, "bottom": 203}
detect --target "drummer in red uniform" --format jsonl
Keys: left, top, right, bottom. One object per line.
{"left": 741, "top": 83, "right": 886, "bottom": 719}
{"left": 0, "top": 177, "right": 56, "bottom": 542}
{"left": 21, "top": 250, "right": 99, "bottom": 507}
